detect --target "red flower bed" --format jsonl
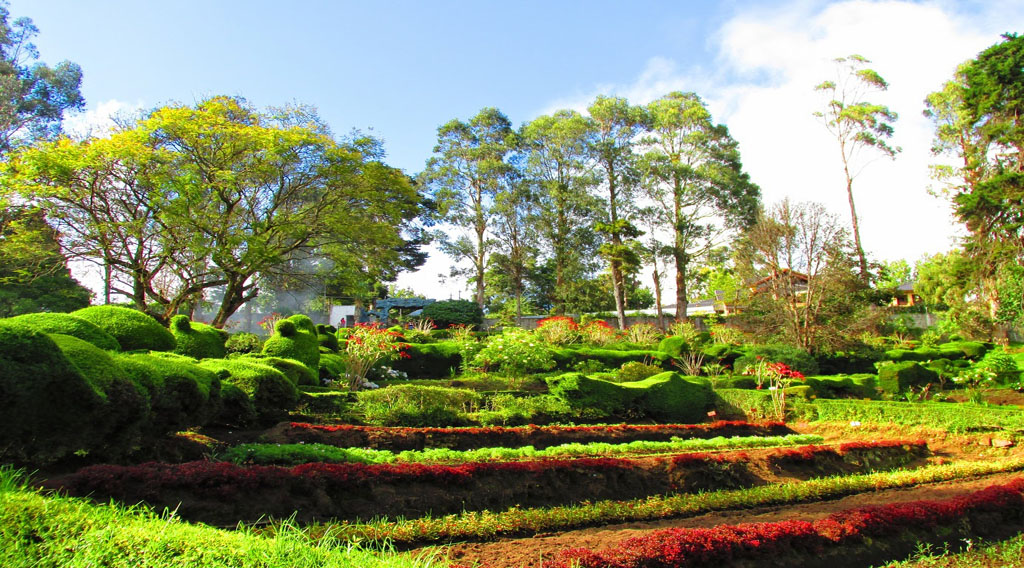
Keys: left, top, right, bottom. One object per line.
{"left": 671, "top": 439, "right": 926, "bottom": 469}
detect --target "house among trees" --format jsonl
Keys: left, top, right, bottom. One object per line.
{"left": 891, "top": 281, "right": 921, "bottom": 308}
{"left": 747, "top": 269, "right": 810, "bottom": 301}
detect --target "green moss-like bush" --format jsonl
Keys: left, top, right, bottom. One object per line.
{"left": 49, "top": 334, "right": 149, "bottom": 458}
{"left": 938, "top": 340, "right": 990, "bottom": 360}
{"left": 815, "top": 347, "right": 884, "bottom": 374}
{"left": 356, "top": 384, "right": 482, "bottom": 426}
{"left": 318, "top": 352, "right": 346, "bottom": 382}
{"left": 225, "top": 332, "right": 263, "bottom": 354}
{"left": 316, "top": 324, "right": 339, "bottom": 351}
{"left": 877, "top": 361, "right": 938, "bottom": 394}
{"left": 615, "top": 360, "right": 665, "bottom": 382}
{"left": 114, "top": 352, "right": 222, "bottom": 435}
{"left": 545, "top": 373, "right": 632, "bottom": 417}
{"left": 712, "top": 376, "right": 758, "bottom": 389}
{"left": 733, "top": 344, "right": 819, "bottom": 376}
{"left": 71, "top": 305, "right": 176, "bottom": 352}
{"left": 713, "top": 388, "right": 775, "bottom": 421}
{"left": 169, "top": 315, "right": 228, "bottom": 359}
{"left": 237, "top": 354, "right": 317, "bottom": 386}
{"left": 198, "top": 359, "right": 297, "bottom": 424}
{"left": 802, "top": 374, "right": 877, "bottom": 399}
{"left": 550, "top": 347, "right": 670, "bottom": 371}
{"left": 216, "top": 382, "right": 257, "bottom": 427}
{"left": 297, "top": 387, "right": 348, "bottom": 416}
{"left": 657, "top": 336, "right": 688, "bottom": 358}
{"left": 700, "top": 343, "right": 745, "bottom": 367}
{"left": 6, "top": 312, "right": 120, "bottom": 351}
{"left": 620, "top": 372, "right": 714, "bottom": 423}
{"left": 0, "top": 321, "right": 106, "bottom": 463}
{"left": 390, "top": 342, "right": 462, "bottom": 378}
{"left": 977, "top": 351, "right": 1021, "bottom": 384}
{"left": 261, "top": 314, "right": 319, "bottom": 373}
{"left": 420, "top": 299, "right": 483, "bottom": 329}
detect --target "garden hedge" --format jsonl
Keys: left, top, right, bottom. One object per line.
{"left": 0, "top": 321, "right": 107, "bottom": 464}
{"left": 261, "top": 314, "right": 320, "bottom": 373}
{"left": 114, "top": 352, "right": 223, "bottom": 435}
{"left": 550, "top": 347, "right": 671, "bottom": 372}
{"left": 877, "top": 361, "right": 938, "bottom": 394}
{"left": 71, "top": 305, "right": 176, "bottom": 352}
{"left": 546, "top": 371, "right": 712, "bottom": 422}
{"left": 316, "top": 324, "right": 340, "bottom": 351}
{"left": 198, "top": 358, "right": 297, "bottom": 424}
{"left": 5, "top": 312, "right": 120, "bottom": 351}
{"left": 656, "top": 335, "right": 688, "bottom": 357}
{"left": 237, "top": 354, "right": 318, "bottom": 386}
{"left": 356, "top": 384, "right": 482, "bottom": 426}
{"left": 732, "top": 344, "right": 819, "bottom": 376}
{"left": 169, "top": 315, "right": 228, "bottom": 359}
{"left": 390, "top": 342, "right": 462, "bottom": 378}
{"left": 318, "top": 352, "right": 346, "bottom": 382}
{"left": 420, "top": 299, "right": 483, "bottom": 329}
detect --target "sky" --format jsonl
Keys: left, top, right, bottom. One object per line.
{"left": 12, "top": 0, "right": 1024, "bottom": 303}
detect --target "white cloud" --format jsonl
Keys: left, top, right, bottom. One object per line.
{"left": 63, "top": 98, "right": 146, "bottom": 139}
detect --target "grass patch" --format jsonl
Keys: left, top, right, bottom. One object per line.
{"left": 801, "top": 400, "right": 1024, "bottom": 433}
{"left": 0, "top": 466, "right": 438, "bottom": 568}
{"left": 882, "top": 532, "right": 1024, "bottom": 567}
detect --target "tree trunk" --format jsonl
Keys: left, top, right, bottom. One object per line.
{"left": 674, "top": 248, "right": 688, "bottom": 321}
{"left": 611, "top": 257, "right": 627, "bottom": 330}
{"left": 653, "top": 263, "right": 665, "bottom": 330}
{"left": 844, "top": 166, "right": 869, "bottom": 280}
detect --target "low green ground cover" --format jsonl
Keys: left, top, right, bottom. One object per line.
{"left": 0, "top": 467, "right": 437, "bottom": 568}
{"left": 221, "top": 433, "right": 825, "bottom": 466}
{"left": 883, "top": 533, "right": 1024, "bottom": 567}
{"left": 802, "top": 399, "right": 1024, "bottom": 433}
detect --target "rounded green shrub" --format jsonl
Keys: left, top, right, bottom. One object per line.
{"left": 237, "top": 354, "right": 317, "bottom": 386}
{"left": 318, "top": 351, "right": 346, "bottom": 382}
{"left": 216, "top": 382, "right": 257, "bottom": 427}
{"left": 5, "top": 312, "right": 120, "bottom": 351}
{"left": 657, "top": 336, "right": 688, "bottom": 358}
{"left": 225, "top": 332, "right": 263, "bottom": 354}
{"left": 0, "top": 321, "right": 106, "bottom": 464}
{"left": 356, "top": 384, "right": 482, "bottom": 426}
{"left": 72, "top": 305, "right": 176, "bottom": 352}
{"left": 390, "top": 342, "right": 462, "bottom": 378}
{"left": 977, "top": 351, "right": 1021, "bottom": 384}
{"left": 316, "top": 324, "right": 339, "bottom": 351}
{"left": 49, "top": 333, "right": 150, "bottom": 458}
{"left": 622, "top": 372, "right": 714, "bottom": 423}
{"left": 545, "top": 373, "right": 634, "bottom": 417}
{"left": 170, "top": 315, "right": 228, "bottom": 359}
{"left": 615, "top": 361, "right": 665, "bottom": 383}
{"left": 420, "top": 299, "right": 483, "bottom": 329}
{"left": 261, "top": 314, "right": 319, "bottom": 373}
{"left": 198, "top": 358, "right": 298, "bottom": 424}
{"left": 877, "top": 361, "right": 938, "bottom": 394}
{"left": 733, "top": 344, "right": 819, "bottom": 376}
{"left": 114, "top": 352, "right": 222, "bottom": 434}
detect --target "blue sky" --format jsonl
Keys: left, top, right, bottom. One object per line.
{"left": 12, "top": 0, "right": 1024, "bottom": 300}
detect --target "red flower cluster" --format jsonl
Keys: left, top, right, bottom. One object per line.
{"left": 537, "top": 316, "right": 579, "bottom": 330}
{"left": 545, "top": 477, "right": 1024, "bottom": 568}
{"left": 766, "top": 361, "right": 805, "bottom": 380}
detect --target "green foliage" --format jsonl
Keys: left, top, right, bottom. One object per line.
{"left": 114, "top": 352, "right": 222, "bottom": 435}
{"left": 615, "top": 360, "right": 665, "bottom": 383}
{"left": 876, "top": 361, "right": 939, "bottom": 394}
{"left": 733, "top": 344, "right": 820, "bottom": 376}
{"left": 316, "top": 324, "right": 340, "bottom": 351}
{"left": 712, "top": 388, "right": 776, "bottom": 421}
{"left": 217, "top": 382, "right": 257, "bottom": 427}
{"left": 391, "top": 342, "right": 463, "bottom": 378}
{"left": 0, "top": 321, "right": 105, "bottom": 463}
{"left": 261, "top": 314, "right": 320, "bottom": 373}
{"left": 473, "top": 394, "right": 572, "bottom": 426}
{"left": 296, "top": 386, "right": 349, "bottom": 416}
{"left": 355, "top": 384, "right": 482, "bottom": 426}
{"left": 169, "top": 315, "right": 227, "bottom": 359}
{"left": 551, "top": 346, "right": 670, "bottom": 371}
{"left": 225, "top": 331, "right": 263, "bottom": 354}
{"left": 318, "top": 351, "right": 347, "bottom": 382}
{"left": 4, "top": 312, "right": 119, "bottom": 351}
{"left": 71, "top": 305, "right": 176, "bottom": 352}
{"left": 657, "top": 335, "right": 688, "bottom": 358}
{"left": 238, "top": 354, "right": 318, "bottom": 387}
{"left": 49, "top": 334, "right": 149, "bottom": 458}
{"left": 802, "top": 375, "right": 877, "bottom": 399}
{"left": 977, "top": 350, "right": 1021, "bottom": 384}
{"left": 545, "top": 371, "right": 712, "bottom": 422}
{"left": 0, "top": 469, "right": 437, "bottom": 568}
{"left": 939, "top": 340, "right": 990, "bottom": 359}
{"left": 197, "top": 358, "right": 296, "bottom": 424}
{"left": 471, "top": 327, "right": 555, "bottom": 378}
{"left": 420, "top": 299, "right": 484, "bottom": 329}
{"left": 805, "top": 399, "right": 1024, "bottom": 433}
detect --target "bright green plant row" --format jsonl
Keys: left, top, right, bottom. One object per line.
{"left": 0, "top": 467, "right": 438, "bottom": 568}
{"left": 222, "top": 433, "right": 825, "bottom": 466}
{"left": 883, "top": 532, "right": 1024, "bottom": 567}
{"left": 803, "top": 399, "right": 1024, "bottom": 433}
{"left": 303, "top": 457, "right": 1024, "bottom": 546}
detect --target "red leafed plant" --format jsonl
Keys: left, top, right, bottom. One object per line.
{"left": 342, "top": 322, "right": 410, "bottom": 391}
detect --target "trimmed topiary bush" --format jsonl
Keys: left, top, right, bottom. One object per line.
{"left": 877, "top": 361, "right": 938, "bottom": 394}
{"left": 237, "top": 354, "right": 317, "bottom": 386}
{"left": 198, "top": 358, "right": 298, "bottom": 424}
{"left": 215, "top": 382, "right": 257, "bottom": 427}
{"left": 0, "top": 321, "right": 107, "bottom": 464}
{"left": 938, "top": 340, "right": 990, "bottom": 360}
{"left": 802, "top": 374, "right": 877, "bottom": 399}
{"left": 5, "top": 312, "right": 120, "bottom": 351}
{"left": 72, "top": 305, "right": 176, "bottom": 352}
{"left": 114, "top": 352, "right": 222, "bottom": 435}
{"left": 169, "top": 315, "right": 228, "bottom": 359}
{"left": 318, "top": 352, "right": 346, "bottom": 382}
{"left": 356, "top": 384, "right": 482, "bottom": 426}
{"left": 733, "top": 344, "right": 819, "bottom": 376}
{"left": 49, "top": 333, "right": 150, "bottom": 458}
{"left": 550, "top": 347, "right": 671, "bottom": 372}
{"left": 700, "top": 343, "right": 745, "bottom": 367}
{"left": 316, "top": 324, "right": 339, "bottom": 351}
{"left": 390, "top": 342, "right": 462, "bottom": 378}
{"left": 977, "top": 351, "right": 1021, "bottom": 384}
{"left": 545, "top": 373, "right": 631, "bottom": 417}
{"left": 615, "top": 361, "right": 665, "bottom": 383}
{"left": 657, "top": 336, "right": 688, "bottom": 358}
{"left": 261, "top": 314, "right": 319, "bottom": 373}
{"left": 420, "top": 299, "right": 483, "bottom": 329}
{"left": 621, "top": 372, "right": 714, "bottom": 423}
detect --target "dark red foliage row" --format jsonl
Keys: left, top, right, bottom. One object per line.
{"left": 543, "top": 477, "right": 1024, "bottom": 568}
{"left": 287, "top": 420, "right": 784, "bottom": 437}
{"left": 671, "top": 439, "right": 925, "bottom": 469}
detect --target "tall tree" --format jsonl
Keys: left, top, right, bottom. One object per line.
{"left": 0, "top": 1, "right": 83, "bottom": 153}
{"left": 640, "top": 91, "right": 760, "bottom": 320}
{"left": 490, "top": 174, "right": 538, "bottom": 320}
{"left": 814, "top": 55, "right": 899, "bottom": 279}
{"left": 423, "top": 107, "right": 515, "bottom": 310}
{"left": 588, "top": 95, "right": 646, "bottom": 329}
{"left": 520, "top": 110, "right": 602, "bottom": 314}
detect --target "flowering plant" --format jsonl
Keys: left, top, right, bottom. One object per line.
{"left": 257, "top": 312, "right": 284, "bottom": 335}
{"left": 536, "top": 316, "right": 580, "bottom": 345}
{"left": 743, "top": 358, "right": 805, "bottom": 420}
{"left": 579, "top": 319, "right": 617, "bottom": 346}
{"left": 342, "top": 323, "right": 410, "bottom": 391}
{"left": 472, "top": 327, "right": 555, "bottom": 386}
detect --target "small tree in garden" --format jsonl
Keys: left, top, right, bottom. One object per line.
{"left": 579, "top": 318, "right": 618, "bottom": 346}
{"left": 341, "top": 323, "right": 410, "bottom": 391}
{"left": 536, "top": 316, "right": 580, "bottom": 345}
{"left": 472, "top": 327, "right": 555, "bottom": 387}
{"left": 743, "top": 358, "right": 805, "bottom": 420}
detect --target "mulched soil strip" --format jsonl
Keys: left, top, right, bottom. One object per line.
{"left": 262, "top": 420, "right": 794, "bottom": 451}
{"left": 45, "top": 440, "right": 926, "bottom": 526}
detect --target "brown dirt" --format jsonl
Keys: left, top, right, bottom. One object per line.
{"left": 438, "top": 471, "right": 1024, "bottom": 568}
